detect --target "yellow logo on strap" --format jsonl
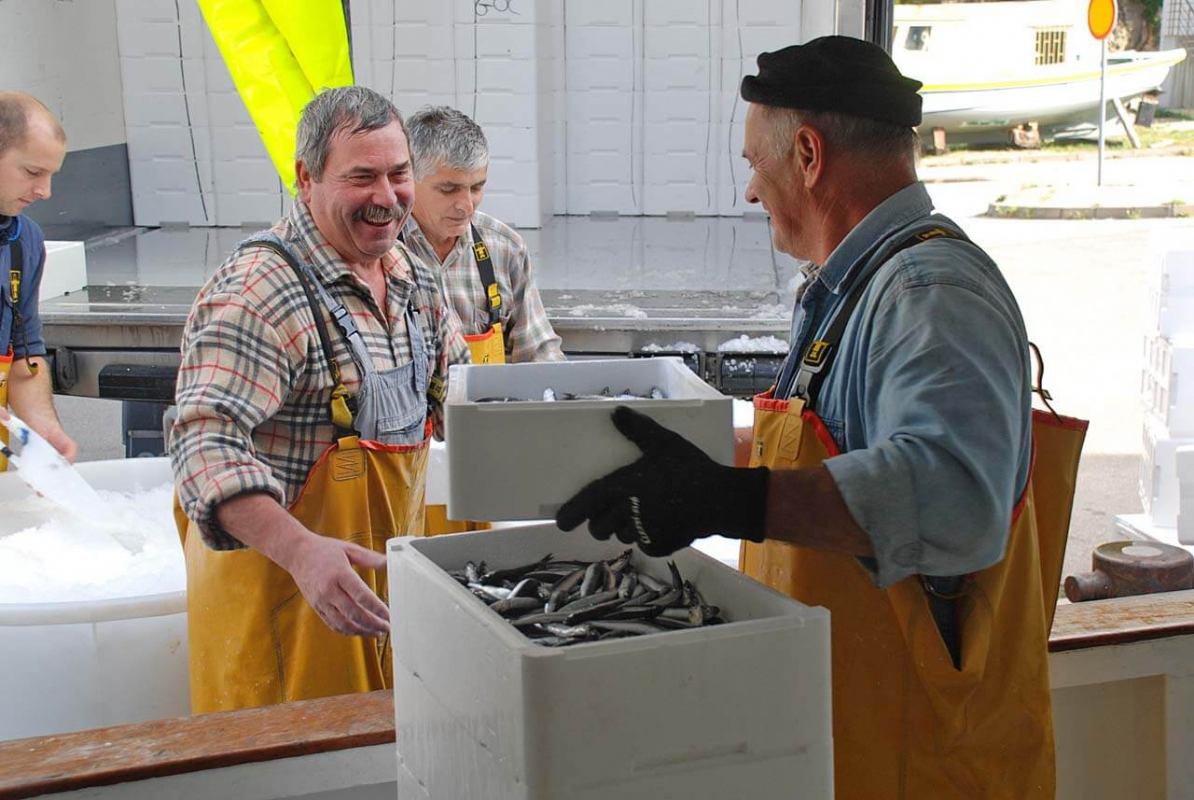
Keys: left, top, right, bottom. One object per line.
{"left": 804, "top": 340, "right": 830, "bottom": 366}
{"left": 428, "top": 374, "right": 447, "bottom": 403}
{"left": 473, "top": 241, "right": 490, "bottom": 262}
{"left": 8, "top": 270, "right": 18, "bottom": 303}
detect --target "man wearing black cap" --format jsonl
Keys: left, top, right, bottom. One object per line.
{"left": 557, "top": 36, "right": 1053, "bottom": 798}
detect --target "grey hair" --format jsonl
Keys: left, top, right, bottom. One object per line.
{"left": 296, "top": 86, "right": 406, "bottom": 181}
{"left": 405, "top": 105, "right": 489, "bottom": 180}
{"left": 763, "top": 105, "right": 919, "bottom": 164}
{"left": 0, "top": 91, "right": 66, "bottom": 157}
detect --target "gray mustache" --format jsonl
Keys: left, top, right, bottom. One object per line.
{"left": 356, "top": 204, "right": 405, "bottom": 224}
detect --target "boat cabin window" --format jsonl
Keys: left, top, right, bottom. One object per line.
{"left": 1035, "top": 27, "right": 1068, "bottom": 65}
{"left": 904, "top": 25, "right": 932, "bottom": 51}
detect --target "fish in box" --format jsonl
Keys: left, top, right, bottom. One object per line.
{"left": 388, "top": 522, "right": 833, "bottom": 799}
{"left": 445, "top": 357, "right": 732, "bottom": 521}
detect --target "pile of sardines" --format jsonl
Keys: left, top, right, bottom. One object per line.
{"left": 449, "top": 550, "right": 723, "bottom": 647}
{"left": 476, "top": 386, "right": 666, "bottom": 403}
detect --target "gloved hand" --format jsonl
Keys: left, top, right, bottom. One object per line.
{"left": 556, "top": 406, "right": 770, "bottom": 557}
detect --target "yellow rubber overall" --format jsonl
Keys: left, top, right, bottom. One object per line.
{"left": 182, "top": 436, "right": 427, "bottom": 713}
{"left": 740, "top": 390, "right": 1068, "bottom": 798}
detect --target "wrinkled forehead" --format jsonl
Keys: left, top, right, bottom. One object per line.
{"left": 325, "top": 119, "right": 409, "bottom": 167}
{"left": 420, "top": 162, "right": 489, "bottom": 187}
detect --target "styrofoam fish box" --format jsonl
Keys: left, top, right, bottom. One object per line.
{"left": 1139, "top": 416, "right": 1194, "bottom": 526}
{"left": 444, "top": 357, "right": 733, "bottom": 520}
{"left": 1141, "top": 334, "right": 1194, "bottom": 437}
{"left": 39, "top": 240, "right": 87, "bottom": 302}
{"left": 1147, "top": 251, "right": 1194, "bottom": 338}
{"left": 387, "top": 523, "right": 833, "bottom": 800}
{"left": 1112, "top": 512, "right": 1194, "bottom": 553}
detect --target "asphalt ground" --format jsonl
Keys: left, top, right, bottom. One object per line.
{"left": 54, "top": 146, "right": 1194, "bottom": 591}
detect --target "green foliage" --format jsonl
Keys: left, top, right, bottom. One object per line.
{"left": 1140, "top": 0, "right": 1163, "bottom": 29}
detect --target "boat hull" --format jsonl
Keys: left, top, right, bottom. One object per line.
{"left": 918, "top": 49, "right": 1187, "bottom": 133}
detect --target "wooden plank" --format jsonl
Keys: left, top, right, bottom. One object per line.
{"left": 3, "top": 593, "right": 1194, "bottom": 799}
{"left": 0, "top": 690, "right": 394, "bottom": 800}
{"left": 1112, "top": 97, "right": 1142, "bottom": 149}
{"left": 1049, "top": 589, "right": 1194, "bottom": 652}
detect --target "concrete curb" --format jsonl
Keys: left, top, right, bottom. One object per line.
{"left": 986, "top": 201, "right": 1194, "bottom": 219}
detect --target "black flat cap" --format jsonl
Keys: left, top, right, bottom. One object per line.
{"left": 740, "top": 36, "right": 923, "bottom": 127}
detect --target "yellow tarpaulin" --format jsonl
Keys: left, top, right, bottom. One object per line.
{"left": 197, "top": 0, "right": 354, "bottom": 190}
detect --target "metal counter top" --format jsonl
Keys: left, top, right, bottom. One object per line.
{"left": 40, "top": 216, "right": 799, "bottom": 399}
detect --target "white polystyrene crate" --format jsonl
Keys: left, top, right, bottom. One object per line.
{"left": 387, "top": 523, "right": 832, "bottom": 800}
{"left": 1139, "top": 417, "right": 1194, "bottom": 526}
{"left": 1141, "top": 336, "right": 1194, "bottom": 436}
{"left": 1146, "top": 251, "right": 1194, "bottom": 338}
{"left": 1161, "top": 250, "right": 1194, "bottom": 295}
{"left": 38, "top": 241, "right": 87, "bottom": 302}
{"left": 1112, "top": 512, "right": 1194, "bottom": 552}
{"left": 444, "top": 357, "right": 733, "bottom": 520}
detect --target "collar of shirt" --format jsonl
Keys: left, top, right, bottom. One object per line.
{"left": 401, "top": 215, "right": 475, "bottom": 269}
{"left": 814, "top": 182, "right": 934, "bottom": 297}
{"left": 0, "top": 215, "right": 17, "bottom": 241}
{"left": 286, "top": 200, "right": 414, "bottom": 291}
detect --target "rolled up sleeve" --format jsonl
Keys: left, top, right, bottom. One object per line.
{"left": 825, "top": 279, "right": 1029, "bottom": 587}
{"left": 170, "top": 290, "right": 292, "bottom": 549}
{"left": 506, "top": 239, "right": 565, "bottom": 363}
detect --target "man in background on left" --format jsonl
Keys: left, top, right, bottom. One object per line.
{"left": 0, "top": 91, "right": 76, "bottom": 467}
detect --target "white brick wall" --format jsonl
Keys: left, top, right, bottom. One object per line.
{"left": 0, "top": 0, "right": 126, "bottom": 152}
{"left": 116, "top": 0, "right": 286, "bottom": 227}
{"left": 353, "top": 0, "right": 558, "bottom": 227}
{"left": 116, "top": 0, "right": 866, "bottom": 228}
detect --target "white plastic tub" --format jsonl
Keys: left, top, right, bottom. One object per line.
{"left": 444, "top": 357, "right": 733, "bottom": 520}
{"left": 0, "top": 458, "right": 189, "bottom": 741}
{"left": 388, "top": 523, "right": 833, "bottom": 799}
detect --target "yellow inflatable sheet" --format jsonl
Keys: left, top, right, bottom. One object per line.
{"left": 197, "top": 0, "right": 354, "bottom": 190}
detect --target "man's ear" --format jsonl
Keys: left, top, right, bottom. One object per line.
{"left": 295, "top": 160, "right": 312, "bottom": 203}
{"left": 794, "top": 125, "right": 825, "bottom": 189}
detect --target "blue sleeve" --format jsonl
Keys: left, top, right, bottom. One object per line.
{"left": 824, "top": 274, "right": 1031, "bottom": 588}
{"left": 13, "top": 219, "right": 47, "bottom": 357}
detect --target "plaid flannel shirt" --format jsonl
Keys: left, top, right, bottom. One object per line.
{"left": 171, "top": 201, "right": 470, "bottom": 549}
{"left": 401, "top": 210, "right": 564, "bottom": 363}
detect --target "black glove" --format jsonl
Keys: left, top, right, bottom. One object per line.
{"left": 555, "top": 406, "right": 769, "bottom": 557}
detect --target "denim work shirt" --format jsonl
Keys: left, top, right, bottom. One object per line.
{"left": 0, "top": 214, "right": 47, "bottom": 357}
{"left": 775, "top": 183, "right": 1032, "bottom": 588}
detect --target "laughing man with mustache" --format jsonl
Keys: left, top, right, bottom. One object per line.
{"left": 170, "top": 86, "right": 469, "bottom": 713}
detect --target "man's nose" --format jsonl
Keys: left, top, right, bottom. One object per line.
{"left": 371, "top": 178, "right": 398, "bottom": 207}
{"left": 34, "top": 176, "right": 52, "bottom": 200}
{"left": 744, "top": 179, "right": 759, "bottom": 205}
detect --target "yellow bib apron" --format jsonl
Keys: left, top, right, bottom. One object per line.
{"left": 740, "top": 390, "right": 1070, "bottom": 798}
{"left": 423, "top": 226, "right": 503, "bottom": 535}
{"left": 183, "top": 436, "right": 427, "bottom": 713}
{"left": 463, "top": 320, "right": 505, "bottom": 365}
{"left": 0, "top": 348, "right": 10, "bottom": 471}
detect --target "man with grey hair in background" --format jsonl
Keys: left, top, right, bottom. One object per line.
{"left": 0, "top": 91, "right": 76, "bottom": 468}
{"left": 171, "top": 85, "right": 469, "bottom": 713}
{"left": 403, "top": 105, "right": 562, "bottom": 366}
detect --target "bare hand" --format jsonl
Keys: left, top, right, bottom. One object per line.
{"left": 286, "top": 534, "right": 390, "bottom": 637}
